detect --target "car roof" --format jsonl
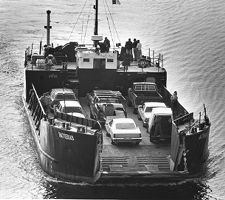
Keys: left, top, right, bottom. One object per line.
{"left": 59, "top": 100, "right": 81, "bottom": 107}
{"left": 112, "top": 118, "right": 135, "bottom": 124}
{"left": 144, "top": 102, "right": 166, "bottom": 107}
{"left": 152, "top": 107, "right": 173, "bottom": 115}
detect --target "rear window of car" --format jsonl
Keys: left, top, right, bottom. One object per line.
{"left": 55, "top": 94, "right": 76, "bottom": 101}
{"left": 116, "top": 122, "right": 136, "bottom": 129}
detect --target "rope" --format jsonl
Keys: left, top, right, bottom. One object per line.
{"left": 104, "top": 0, "right": 121, "bottom": 45}
{"left": 81, "top": 16, "right": 84, "bottom": 43}
{"left": 83, "top": 2, "right": 92, "bottom": 44}
{"left": 103, "top": 0, "right": 115, "bottom": 47}
{"left": 68, "top": 0, "right": 88, "bottom": 41}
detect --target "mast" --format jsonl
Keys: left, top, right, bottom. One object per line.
{"left": 44, "top": 10, "right": 52, "bottom": 46}
{"left": 94, "top": 0, "right": 98, "bottom": 36}
{"left": 93, "top": 0, "right": 99, "bottom": 47}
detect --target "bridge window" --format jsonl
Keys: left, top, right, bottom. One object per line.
{"left": 83, "top": 58, "right": 90, "bottom": 62}
{"left": 107, "top": 58, "right": 114, "bottom": 62}
{"left": 93, "top": 58, "right": 105, "bottom": 69}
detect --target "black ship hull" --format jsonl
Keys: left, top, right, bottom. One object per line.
{"left": 23, "top": 94, "right": 102, "bottom": 183}
{"left": 24, "top": 91, "right": 210, "bottom": 185}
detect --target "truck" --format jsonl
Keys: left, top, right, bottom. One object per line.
{"left": 127, "top": 82, "right": 163, "bottom": 113}
{"left": 88, "top": 90, "right": 127, "bottom": 125}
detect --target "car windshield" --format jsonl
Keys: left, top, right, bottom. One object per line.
{"left": 55, "top": 94, "right": 76, "bottom": 101}
{"left": 63, "top": 107, "right": 82, "bottom": 114}
{"left": 116, "top": 122, "right": 136, "bottom": 129}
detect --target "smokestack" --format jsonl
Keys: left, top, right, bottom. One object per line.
{"left": 44, "top": 10, "right": 52, "bottom": 46}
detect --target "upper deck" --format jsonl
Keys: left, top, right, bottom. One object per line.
{"left": 26, "top": 55, "right": 165, "bottom": 73}
{"left": 24, "top": 45, "right": 167, "bottom": 97}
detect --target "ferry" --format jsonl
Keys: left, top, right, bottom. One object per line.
{"left": 22, "top": 1, "right": 210, "bottom": 185}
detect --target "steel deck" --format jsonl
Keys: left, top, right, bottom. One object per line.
{"left": 80, "top": 97, "right": 171, "bottom": 174}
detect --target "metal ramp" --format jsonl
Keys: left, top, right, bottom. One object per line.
{"left": 101, "top": 155, "right": 170, "bottom": 173}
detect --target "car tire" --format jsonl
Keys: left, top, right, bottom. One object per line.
{"left": 111, "top": 140, "right": 115, "bottom": 145}
{"left": 135, "top": 141, "right": 140, "bottom": 145}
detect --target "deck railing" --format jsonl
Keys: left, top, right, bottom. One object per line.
{"left": 27, "top": 84, "right": 47, "bottom": 130}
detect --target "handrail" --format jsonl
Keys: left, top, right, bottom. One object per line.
{"left": 174, "top": 112, "right": 193, "bottom": 126}
{"left": 31, "top": 84, "right": 47, "bottom": 117}
{"left": 55, "top": 111, "right": 101, "bottom": 130}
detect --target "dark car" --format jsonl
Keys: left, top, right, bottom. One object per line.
{"left": 86, "top": 89, "right": 126, "bottom": 106}
{"left": 87, "top": 90, "right": 127, "bottom": 124}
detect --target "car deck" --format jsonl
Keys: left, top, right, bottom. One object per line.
{"left": 79, "top": 97, "right": 171, "bottom": 173}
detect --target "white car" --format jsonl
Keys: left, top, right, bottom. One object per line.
{"left": 105, "top": 118, "right": 142, "bottom": 145}
{"left": 56, "top": 100, "right": 85, "bottom": 118}
{"left": 137, "top": 102, "right": 167, "bottom": 127}
{"left": 50, "top": 88, "right": 78, "bottom": 105}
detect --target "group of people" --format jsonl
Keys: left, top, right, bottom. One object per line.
{"left": 121, "top": 38, "right": 142, "bottom": 71}
{"left": 97, "top": 37, "right": 111, "bottom": 53}
{"left": 125, "top": 38, "right": 142, "bottom": 62}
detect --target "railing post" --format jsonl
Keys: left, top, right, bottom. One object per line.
{"left": 39, "top": 41, "right": 42, "bottom": 55}
{"left": 153, "top": 50, "right": 155, "bottom": 66}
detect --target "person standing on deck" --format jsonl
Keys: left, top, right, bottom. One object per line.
{"left": 171, "top": 91, "right": 178, "bottom": 117}
{"left": 40, "top": 92, "right": 52, "bottom": 114}
{"left": 136, "top": 40, "right": 142, "bottom": 61}
{"left": 104, "top": 37, "right": 110, "bottom": 52}
{"left": 122, "top": 52, "right": 130, "bottom": 72}
{"left": 45, "top": 54, "right": 56, "bottom": 70}
{"left": 132, "top": 38, "right": 138, "bottom": 61}
{"left": 125, "top": 38, "right": 133, "bottom": 59}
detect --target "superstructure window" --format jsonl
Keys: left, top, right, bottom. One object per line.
{"left": 93, "top": 58, "right": 105, "bottom": 69}
{"left": 83, "top": 58, "right": 90, "bottom": 62}
{"left": 107, "top": 58, "right": 113, "bottom": 62}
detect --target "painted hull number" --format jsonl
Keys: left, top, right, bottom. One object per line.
{"left": 49, "top": 74, "right": 58, "bottom": 79}
{"left": 58, "top": 131, "right": 74, "bottom": 141}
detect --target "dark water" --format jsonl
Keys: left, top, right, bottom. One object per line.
{"left": 0, "top": 0, "right": 224, "bottom": 199}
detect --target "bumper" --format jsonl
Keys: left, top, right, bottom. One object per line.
{"left": 112, "top": 137, "right": 142, "bottom": 143}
